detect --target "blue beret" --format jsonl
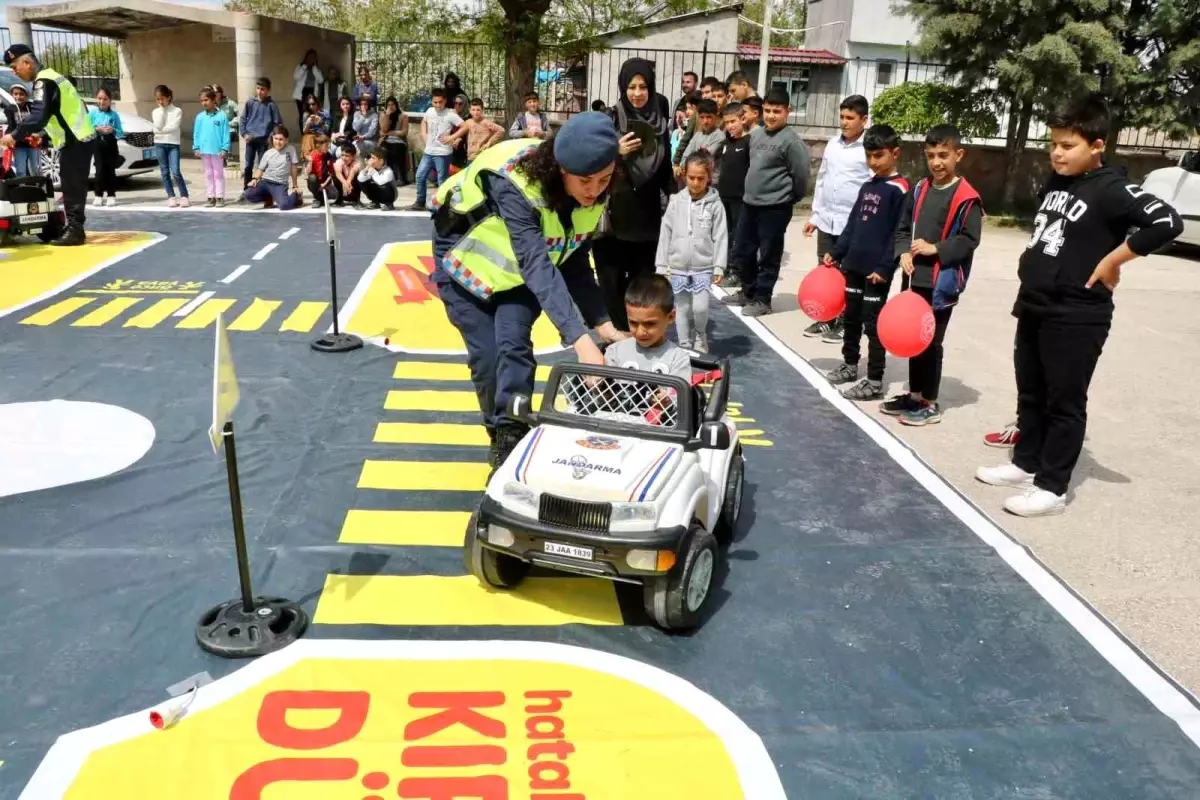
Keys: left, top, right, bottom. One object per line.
{"left": 553, "top": 111, "right": 619, "bottom": 176}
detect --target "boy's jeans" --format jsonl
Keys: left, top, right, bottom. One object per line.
{"left": 243, "top": 136, "right": 268, "bottom": 187}
{"left": 415, "top": 152, "right": 450, "bottom": 206}
{"left": 243, "top": 179, "right": 301, "bottom": 210}
{"left": 732, "top": 202, "right": 793, "bottom": 303}
{"left": 12, "top": 147, "right": 39, "bottom": 177}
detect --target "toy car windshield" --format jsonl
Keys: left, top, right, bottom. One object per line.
{"left": 545, "top": 364, "right": 694, "bottom": 436}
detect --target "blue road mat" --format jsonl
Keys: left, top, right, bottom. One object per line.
{"left": 0, "top": 211, "right": 1198, "bottom": 798}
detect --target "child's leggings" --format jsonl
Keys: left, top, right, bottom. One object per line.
{"left": 200, "top": 154, "right": 225, "bottom": 199}
{"left": 675, "top": 289, "right": 710, "bottom": 343}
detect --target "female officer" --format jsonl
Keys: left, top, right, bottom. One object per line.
{"left": 432, "top": 111, "right": 627, "bottom": 472}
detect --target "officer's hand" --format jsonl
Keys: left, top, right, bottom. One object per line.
{"left": 594, "top": 321, "right": 626, "bottom": 343}
{"left": 572, "top": 335, "right": 605, "bottom": 366}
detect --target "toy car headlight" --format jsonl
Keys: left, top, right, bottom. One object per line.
{"left": 610, "top": 502, "right": 657, "bottom": 524}
{"left": 501, "top": 481, "right": 538, "bottom": 511}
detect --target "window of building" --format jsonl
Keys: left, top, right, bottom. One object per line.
{"left": 877, "top": 61, "right": 895, "bottom": 86}
{"left": 770, "top": 66, "right": 810, "bottom": 116}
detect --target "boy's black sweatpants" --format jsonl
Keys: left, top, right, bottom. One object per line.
{"left": 721, "top": 197, "right": 741, "bottom": 269}
{"left": 907, "top": 284, "right": 953, "bottom": 402}
{"left": 1010, "top": 313, "right": 1109, "bottom": 496}
{"left": 732, "top": 202, "right": 792, "bottom": 302}
{"left": 841, "top": 271, "right": 891, "bottom": 380}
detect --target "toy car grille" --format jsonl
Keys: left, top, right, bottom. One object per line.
{"left": 538, "top": 494, "right": 611, "bottom": 533}
{"left": 125, "top": 132, "right": 154, "bottom": 148}
{"left": 557, "top": 373, "right": 679, "bottom": 429}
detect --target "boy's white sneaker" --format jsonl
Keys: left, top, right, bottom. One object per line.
{"left": 105, "top": 196, "right": 117, "bottom": 206}
{"left": 179, "top": 197, "right": 190, "bottom": 208}
{"left": 92, "top": 196, "right": 103, "bottom": 207}
{"left": 1004, "top": 486, "right": 1066, "bottom": 517}
{"left": 975, "top": 462, "right": 1035, "bottom": 488}
{"left": 167, "top": 197, "right": 178, "bottom": 208}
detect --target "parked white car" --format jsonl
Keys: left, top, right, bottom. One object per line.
{"left": 0, "top": 66, "right": 157, "bottom": 187}
{"left": 1142, "top": 151, "right": 1200, "bottom": 248}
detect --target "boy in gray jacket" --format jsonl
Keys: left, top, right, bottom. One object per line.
{"left": 722, "top": 87, "right": 811, "bottom": 316}
{"left": 655, "top": 151, "right": 727, "bottom": 352}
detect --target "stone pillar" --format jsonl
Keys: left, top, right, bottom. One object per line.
{"left": 5, "top": 7, "right": 33, "bottom": 52}
{"left": 233, "top": 13, "right": 261, "bottom": 109}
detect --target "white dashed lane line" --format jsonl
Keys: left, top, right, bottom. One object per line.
{"left": 252, "top": 242, "right": 278, "bottom": 260}
{"left": 172, "top": 290, "right": 215, "bottom": 317}
{"left": 220, "top": 264, "right": 253, "bottom": 284}
{"left": 279, "top": 227, "right": 300, "bottom": 240}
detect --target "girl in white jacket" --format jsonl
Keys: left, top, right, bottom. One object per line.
{"left": 654, "top": 152, "right": 727, "bottom": 353}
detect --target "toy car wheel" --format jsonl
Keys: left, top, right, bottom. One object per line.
{"left": 463, "top": 510, "right": 529, "bottom": 589}
{"left": 714, "top": 444, "right": 744, "bottom": 545}
{"left": 643, "top": 523, "right": 719, "bottom": 631}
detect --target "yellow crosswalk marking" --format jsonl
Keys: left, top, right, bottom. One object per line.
{"left": 384, "top": 390, "right": 548, "bottom": 412}
{"left": 20, "top": 296, "right": 95, "bottom": 325}
{"left": 359, "top": 459, "right": 490, "bottom": 491}
{"left": 70, "top": 296, "right": 140, "bottom": 327}
{"left": 742, "top": 439, "right": 773, "bottom": 446}
{"left": 737, "top": 429, "right": 764, "bottom": 437}
{"left": 392, "top": 362, "right": 553, "bottom": 382}
{"left": 339, "top": 509, "right": 471, "bottom": 546}
{"left": 374, "top": 422, "right": 489, "bottom": 446}
{"left": 228, "top": 298, "right": 282, "bottom": 331}
{"left": 279, "top": 301, "right": 328, "bottom": 332}
{"left": 176, "top": 298, "right": 237, "bottom": 329}
{"left": 124, "top": 297, "right": 189, "bottom": 328}
{"left": 313, "top": 574, "right": 623, "bottom": 626}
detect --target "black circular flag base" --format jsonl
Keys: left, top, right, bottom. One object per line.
{"left": 195, "top": 596, "right": 309, "bottom": 659}
{"left": 311, "top": 332, "right": 364, "bottom": 353}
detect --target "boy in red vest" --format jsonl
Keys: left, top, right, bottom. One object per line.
{"left": 885, "top": 123, "right": 983, "bottom": 426}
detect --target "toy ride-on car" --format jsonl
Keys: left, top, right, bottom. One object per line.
{"left": 0, "top": 150, "right": 63, "bottom": 244}
{"left": 463, "top": 355, "right": 745, "bottom": 631}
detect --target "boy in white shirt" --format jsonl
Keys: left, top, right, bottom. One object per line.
{"left": 410, "top": 87, "right": 462, "bottom": 211}
{"left": 802, "top": 95, "right": 870, "bottom": 342}
{"left": 357, "top": 149, "right": 397, "bottom": 210}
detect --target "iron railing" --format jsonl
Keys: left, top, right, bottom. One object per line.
{"left": 0, "top": 26, "right": 121, "bottom": 99}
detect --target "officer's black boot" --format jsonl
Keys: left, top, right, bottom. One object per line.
{"left": 51, "top": 226, "right": 85, "bottom": 247}
{"left": 486, "top": 427, "right": 500, "bottom": 470}
{"left": 487, "top": 422, "right": 530, "bottom": 482}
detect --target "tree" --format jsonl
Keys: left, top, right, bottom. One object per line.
{"left": 898, "top": 0, "right": 1133, "bottom": 209}
{"left": 738, "top": 0, "right": 807, "bottom": 50}
{"left": 37, "top": 43, "right": 77, "bottom": 75}
{"left": 872, "top": 81, "right": 1000, "bottom": 139}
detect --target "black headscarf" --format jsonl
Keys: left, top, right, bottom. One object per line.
{"left": 616, "top": 57, "right": 670, "bottom": 187}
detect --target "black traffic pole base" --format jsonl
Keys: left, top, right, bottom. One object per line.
{"left": 311, "top": 331, "right": 363, "bottom": 353}
{"left": 195, "top": 596, "right": 309, "bottom": 659}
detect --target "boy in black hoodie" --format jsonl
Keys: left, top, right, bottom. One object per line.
{"left": 823, "top": 125, "right": 909, "bottom": 400}
{"left": 715, "top": 102, "right": 750, "bottom": 280}
{"left": 976, "top": 94, "right": 1182, "bottom": 518}
{"left": 887, "top": 123, "right": 983, "bottom": 427}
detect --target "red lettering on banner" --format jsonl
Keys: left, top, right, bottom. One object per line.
{"left": 229, "top": 757, "right": 359, "bottom": 799}
{"left": 527, "top": 741, "right": 574, "bottom": 760}
{"left": 402, "top": 745, "right": 507, "bottom": 768}
{"left": 523, "top": 691, "right": 571, "bottom": 714}
{"left": 405, "top": 692, "right": 506, "bottom": 740}
{"left": 256, "top": 691, "right": 370, "bottom": 750}
{"left": 525, "top": 716, "right": 565, "bottom": 740}
{"left": 396, "top": 776, "right": 509, "bottom": 799}
{"left": 528, "top": 761, "right": 570, "bottom": 790}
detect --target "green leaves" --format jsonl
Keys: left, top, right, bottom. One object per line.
{"left": 872, "top": 82, "right": 1000, "bottom": 139}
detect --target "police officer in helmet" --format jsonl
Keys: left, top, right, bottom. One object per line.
{"left": 1, "top": 44, "right": 96, "bottom": 246}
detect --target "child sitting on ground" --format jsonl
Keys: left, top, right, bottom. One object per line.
{"left": 306, "top": 134, "right": 335, "bottom": 206}
{"left": 655, "top": 152, "right": 727, "bottom": 353}
{"left": 356, "top": 148, "right": 397, "bottom": 210}
{"left": 823, "top": 124, "right": 909, "bottom": 400}
{"left": 242, "top": 124, "right": 303, "bottom": 210}
{"left": 332, "top": 142, "right": 361, "bottom": 206}
{"left": 887, "top": 123, "right": 983, "bottom": 426}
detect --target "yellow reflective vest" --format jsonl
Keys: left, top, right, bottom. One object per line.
{"left": 433, "top": 138, "right": 605, "bottom": 300}
{"left": 34, "top": 67, "right": 95, "bottom": 147}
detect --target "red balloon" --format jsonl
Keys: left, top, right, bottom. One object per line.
{"left": 878, "top": 290, "right": 935, "bottom": 358}
{"left": 797, "top": 266, "right": 846, "bottom": 322}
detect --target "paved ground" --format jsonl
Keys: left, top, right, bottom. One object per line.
{"left": 5, "top": 210, "right": 1200, "bottom": 797}
{"left": 767, "top": 223, "right": 1200, "bottom": 694}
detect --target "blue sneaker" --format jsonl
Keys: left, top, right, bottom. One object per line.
{"left": 899, "top": 402, "right": 942, "bottom": 426}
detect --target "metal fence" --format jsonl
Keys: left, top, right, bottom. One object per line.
{"left": 0, "top": 26, "right": 121, "bottom": 99}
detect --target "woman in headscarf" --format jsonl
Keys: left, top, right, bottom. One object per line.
{"left": 594, "top": 57, "right": 676, "bottom": 329}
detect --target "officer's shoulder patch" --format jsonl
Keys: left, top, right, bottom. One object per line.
{"left": 31, "top": 80, "right": 45, "bottom": 102}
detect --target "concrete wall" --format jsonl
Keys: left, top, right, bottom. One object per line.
{"left": 118, "top": 17, "right": 352, "bottom": 149}
{"left": 587, "top": 11, "right": 740, "bottom": 109}
{"left": 848, "top": 0, "right": 920, "bottom": 48}
{"left": 804, "top": 0, "right": 854, "bottom": 55}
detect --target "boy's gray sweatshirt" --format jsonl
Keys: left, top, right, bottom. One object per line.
{"left": 654, "top": 187, "right": 728, "bottom": 274}
{"left": 682, "top": 127, "right": 725, "bottom": 160}
{"left": 743, "top": 125, "right": 812, "bottom": 207}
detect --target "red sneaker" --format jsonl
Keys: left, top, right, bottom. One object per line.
{"left": 984, "top": 422, "right": 1019, "bottom": 448}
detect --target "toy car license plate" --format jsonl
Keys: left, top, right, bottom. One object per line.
{"left": 20, "top": 213, "right": 47, "bottom": 224}
{"left": 544, "top": 541, "right": 593, "bottom": 560}
{"left": 143, "top": 148, "right": 154, "bottom": 160}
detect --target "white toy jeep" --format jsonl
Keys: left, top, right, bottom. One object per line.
{"left": 0, "top": 169, "right": 63, "bottom": 244}
{"left": 463, "top": 355, "right": 744, "bottom": 631}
